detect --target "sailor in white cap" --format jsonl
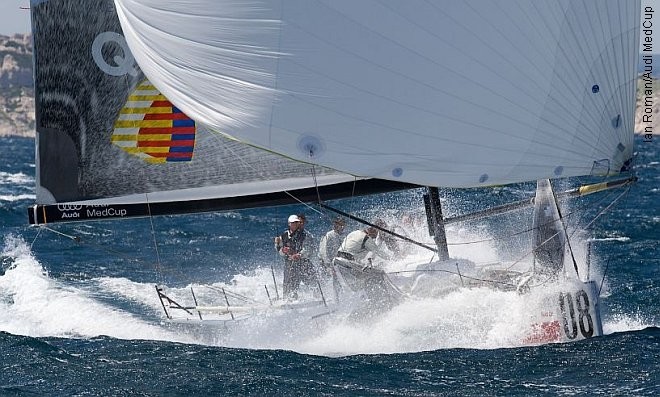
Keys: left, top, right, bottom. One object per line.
{"left": 274, "top": 214, "right": 316, "bottom": 299}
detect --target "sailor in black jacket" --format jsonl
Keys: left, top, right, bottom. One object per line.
{"left": 274, "top": 214, "right": 316, "bottom": 299}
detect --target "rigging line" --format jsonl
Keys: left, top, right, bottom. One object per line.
{"left": 395, "top": 180, "right": 627, "bottom": 252}
{"left": 201, "top": 285, "right": 259, "bottom": 304}
{"left": 145, "top": 195, "right": 164, "bottom": 284}
{"left": 598, "top": 258, "right": 611, "bottom": 296}
{"left": 510, "top": 177, "right": 621, "bottom": 273}
{"left": 524, "top": 270, "right": 566, "bottom": 289}
{"left": 38, "top": 225, "right": 154, "bottom": 266}
{"left": 570, "top": 185, "right": 631, "bottom": 238}
{"left": 205, "top": 131, "right": 332, "bottom": 213}
{"left": 446, "top": 175, "right": 635, "bottom": 247}
{"left": 501, "top": 185, "right": 622, "bottom": 275}
{"left": 38, "top": 225, "right": 80, "bottom": 242}
{"left": 308, "top": 164, "right": 334, "bottom": 223}
{"left": 311, "top": 164, "right": 323, "bottom": 205}
{"left": 563, "top": 178, "right": 633, "bottom": 241}
{"left": 35, "top": 223, "right": 222, "bottom": 289}
{"left": 309, "top": 160, "right": 331, "bottom": 216}
{"left": 349, "top": 176, "right": 358, "bottom": 218}
{"left": 503, "top": 232, "right": 559, "bottom": 272}
{"left": 319, "top": 203, "right": 438, "bottom": 253}
{"left": 498, "top": 185, "right": 579, "bottom": 274}
{"left": 563, "top": 186, "right": 620, "bottom": 237}
{"left": 29, "top": 226, "right": 43, "bottom": 248}
{"left": 444, "top": 194, "right": 606, "bottom": 247}
{"left": 294, "top": 161, "right": 322, "bottom": 217}
{"left": 386, "top": 269, "right": 517, "bottom": 288}
{"left": 554, "top": 185, "right": 580, "bottom": 278}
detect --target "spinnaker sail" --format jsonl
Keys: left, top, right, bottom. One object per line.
{"left": 115, "top": 0, "right": 639, "bottom": 188}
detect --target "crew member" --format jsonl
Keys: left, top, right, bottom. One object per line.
{"left": 335, "top": 219, "right": 393, "bottom": 266}
{"left": 318, "top": 217, "right": 346, "bottom": 298}
{"left": 333, "top": 219, "right": 402, "bottom": 308}
{"left": 318, "top": 217, "right": 346, "bottom": 268}
{"left": 274, "top": 214, "right": 316, "bottom": 299}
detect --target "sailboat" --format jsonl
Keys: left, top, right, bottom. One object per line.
{"left": 27, "top": 0, "right": 640, "bottom": 344}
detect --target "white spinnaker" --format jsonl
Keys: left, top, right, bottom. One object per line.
{"left": 115, "top": 0, "right": 638, "bottom": 188}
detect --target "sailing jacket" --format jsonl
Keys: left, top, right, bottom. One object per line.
{"left": 318, "top": 229, "right": 344, "bottom": 265}
{"left": 277, "top": 229, "right": 313, "bottom": 261}
{"left": 336, "top": 230, "right": 393, "bottom": 264}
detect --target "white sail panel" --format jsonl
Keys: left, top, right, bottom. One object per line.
{"left": 115, "top": 0, "right": 639, "bottom": 187}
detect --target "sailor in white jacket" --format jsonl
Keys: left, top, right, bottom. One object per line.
{"left": 333, "top": 219, "right": 401, "bottom": 307}
{"left": 318, "top": 217, "right": 347, "bottom": 268}
{"left": 335, "top": 219, "right": 393, "bottom": 266}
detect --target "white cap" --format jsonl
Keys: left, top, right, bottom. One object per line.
{"left": 288, "top": 215, "right": 301, "bottom": 223}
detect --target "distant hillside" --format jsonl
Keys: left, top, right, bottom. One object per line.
{"left": 0, "top": 33, "right": 34, "bottom": 137}
{"left": 0, "top": 33, "right": 657, "bottom": 138}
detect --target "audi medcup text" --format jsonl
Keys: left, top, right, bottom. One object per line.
{"left": 87, "top": 208, "right": 128, "bottom": 217}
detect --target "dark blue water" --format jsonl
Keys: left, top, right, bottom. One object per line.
{"left": 1, "top": 136, "right": 658, "bottom": 396}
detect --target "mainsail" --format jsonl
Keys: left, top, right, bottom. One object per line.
{"left": 115, "top": 0, "right": 639, "bottom": 188}
{"left": 28, "top": 0, "right": 413, "bottom": 224}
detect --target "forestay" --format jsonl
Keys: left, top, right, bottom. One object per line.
{"left": 115, "top": 0, "right": 639, "bottom": 188}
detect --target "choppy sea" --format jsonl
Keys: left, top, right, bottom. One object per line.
{"left": 0, "top": 136, "right": 658, "bottom": 396}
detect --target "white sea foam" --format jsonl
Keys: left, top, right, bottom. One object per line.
{"left": 0, "top": 193, "right": 36, "bottom": 202}
{"left": 590, "top": 237, "right": 631, "bottom": 243}
{"left": 0, "top": 171, "right": 33, "bottom": 185}
{"left": 0, "top": 230, "right": 644, "bottom": 356}
{"left": 0, "top": 235, "right": 195, "bottom": 344}
{"left": 603, "top": 313, "right": 654, "bottom": 334}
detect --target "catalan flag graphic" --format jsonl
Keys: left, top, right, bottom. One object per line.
{"left": 112, "top": 80, "right": 196, "bottom": 163}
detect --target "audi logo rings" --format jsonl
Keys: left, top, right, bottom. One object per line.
{"left": 57, "top": 204, "right": 83, "bottom": 211}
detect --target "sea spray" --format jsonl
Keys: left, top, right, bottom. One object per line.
{"left": 0, "top": 235, "right": 193, "bottom": 343}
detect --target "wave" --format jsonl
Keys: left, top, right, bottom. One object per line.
{"left": 0, "top": 226, "right": 652, "bottom": 356}
{"left": 590, "top": 237, "right": 631, "bottom": 242}
{"left": 0, "top": 171, "right": 33, "bottom": 185}
{"left": 0, "top": 193, "right": 36, "bottom": 202}
{"left": 0, "top": 234, "right": 195, "bottom": 344}
{"left": 603, "top": 313, "right": 657, "bottom": 335}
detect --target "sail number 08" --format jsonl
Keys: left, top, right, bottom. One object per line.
{"left": 559, "top": 290, "right": 594, "bottom": 339}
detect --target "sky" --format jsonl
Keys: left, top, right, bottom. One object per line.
{"left": 0, "top": 1, "right": 30, "bottom": 36}
{"left": 0, "top": 0, "right": 659, "bottom": 52}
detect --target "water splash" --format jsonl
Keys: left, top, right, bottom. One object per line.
{"left": 0, "top": 235, "right": 194, "bottom": 343}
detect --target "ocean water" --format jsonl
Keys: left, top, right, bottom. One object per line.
{"left": 0, "top": 135, "right": 658, "bottom": 396}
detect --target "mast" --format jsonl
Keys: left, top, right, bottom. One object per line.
{"left": 423, "top": 187, "right": 450, "bottom": 261}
